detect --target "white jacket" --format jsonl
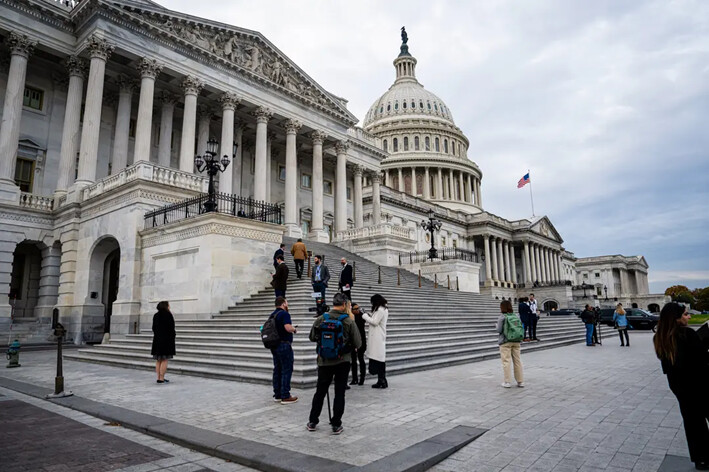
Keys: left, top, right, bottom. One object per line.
{"left": 363, "top": 307, "right": 388, "bottom": 362}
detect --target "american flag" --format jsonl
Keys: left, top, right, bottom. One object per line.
{"left": 517, "top": 173, "right": 530, "bottom": 188}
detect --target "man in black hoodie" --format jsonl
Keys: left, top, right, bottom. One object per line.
{"left": 581, "top": 304, "right": 596, "bottom": 347}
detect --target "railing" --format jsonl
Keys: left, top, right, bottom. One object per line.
{"left": 144, "top": 193, "right": 282, "bottom": 229}
{"left": 334, "top": 223, "right": 415, "bottom": 242}
{"left": 19, "top": 192, "right": 54, "bottom": 211}
{"left": 399, "top": 247, "right": 479, "bottom": 265}
{"left": 82, "top": 161, "right": 207, "bottom": 202}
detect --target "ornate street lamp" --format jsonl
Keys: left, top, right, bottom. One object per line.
{"left": 604, "top": 285, "right": 608, "bottom": 300}
{"left": 194, "top": 137, "right": 233, "bottom": 212}
{"left": 420, "top": 209, "right": 442, "bottom": 260}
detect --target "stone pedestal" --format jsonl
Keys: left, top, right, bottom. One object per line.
{"left": 406, "top": 259, "right": 482, "bottom": 293}
{"left": 334, "top": 224, "right": 415, "bottom": 267}
{"left": 308, "top": 229, "right": 330, "bottom": 243}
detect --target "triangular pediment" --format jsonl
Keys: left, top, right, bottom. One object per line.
{"left": 104, "top": 1, "right": 357, "bottom": 125}
{"left": 528, "top": 216, "right": 563, "bottom": 243}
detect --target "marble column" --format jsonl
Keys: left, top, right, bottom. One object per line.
{"left": 545, "top": 249, "right": 552, "bottom": 282}
{"left": 423, "top": 167, "right": 431, "bottom": 199}
{"left": 335, "top": 140, "right": 349, "bottom": 232}
{"left": 523, "top": 241, "right": 532, "bottom": 285}
{"left": 411, "top": 166, "right": 417, "bottom": 195}
{"left": 218, "top": 92, "right": 239, "bottom": 194}
{"left": 111, "top": 76, "right": 135, "bottom": 172}
{"left": 530, "top": 244, "right": 537, "bottom": 283}
{"left": 556, "top": 252, "right": 563, "bottom": 282}
{"left": 75, "top": 35, "right": 114, "bottom": 188}
{"left": 178, "top": 76, "right": 204, "bottom": 172}
{"left": 503, "top": 240, "right": 511, "bottom": 284}
{"left": 252, "top": 106, "right": 271, "bottom": 202}
{"left": 509, "top": 243, "right": 517, "bottom": 284}
{"left": 534, "top": 245, "right": 542, "bottom": 283}
{"left": 157, "top": 92, "right": 178, "bottom": 168}
{"left": 309, "top": 130, "right": 327, "bottom": 239}
{"left": 0, "top": 33, "right": 36, "bottom": 199}
{"left": 551, "top": 250, "right": 558, "bottom": 282}
{"left": 477, "top": 179, "right": 483, "bottom": 207}
{"left": 437, "top": 168, "right": 443, "bottom": 199}
{"left": 371, "top": 172, "right": 382, "bottom": 225}
{"left": 266, "top": 132, "right": 276, "bottom": 202}
{"left": 283, "top": 118, "right": 302, "bottom": 235}
{"left": 384, "top": 169, "right": 390, "bottom": 187}
{"left": 133, "top": 58, "right": 163, "bottom": 164}
{"left": 232, "top": 123, "right": 244, "bottom": 196}
{"left": 353, "top": 165, "right": 363, "bottom": 228}
{"left": 55, "top": 56, "right": 87, "bottom": 198}
{"left": 482, "top": 236, "right": 492, "bottom": 284}
{"left": 398, "top": 168, "right": 404, "bottom": 192}
{"left": 467, "top": 174, "right": 473, "bottom": 203}
{"left": 458, "top": 172, "right": 465, "bottom": 201}
{"left": 197, "top": 107, "right": 213, "bottom": 157}
{"left": 490, "top": 237, "right": 499, "bottom": 282}
{"left": 497, "top": 238, "right": 506, "bottom": 283}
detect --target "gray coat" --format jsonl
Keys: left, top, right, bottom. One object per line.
{"left": 311, "top": 263, "right": 330, "bottom": 286}
{"left": 495, "top": 314, "right": 508, "bottom": 345}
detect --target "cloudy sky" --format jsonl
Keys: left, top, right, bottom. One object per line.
{"left": 158, "top": 0, "right": 709, "bottom": 293}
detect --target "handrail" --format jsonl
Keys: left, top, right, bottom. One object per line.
{"left": 398, "top": 247, "right": 479, "bottom": 265}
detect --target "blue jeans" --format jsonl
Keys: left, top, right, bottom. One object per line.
{"left": 585, "top": 323, "right": 594, "bottom": 345}
{"left": 272, "top": 343, "right": 294, "bottom": 399}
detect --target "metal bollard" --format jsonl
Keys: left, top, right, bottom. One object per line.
{"left": 447, "top": 275, "right": 450, "bottom": 290}
{"left": 456, "top": 276, "right": 460, "bottom": 291}
{"left": 418, "top": 269, "right": 421, "bottom": 288}
{"left": 397, "top": 268, "right": 400, "bottom": 286}
{"left": 6, "top": 339, "right": 20, "bottom": 368}
{"left": 378, "top": 266, "right": 382, "bottom": 284}
{"left": 434, "top": 274, "right": 438, "bottom": 289}
{"left": 46, "top": 308, "right": 73, "bottom": 398}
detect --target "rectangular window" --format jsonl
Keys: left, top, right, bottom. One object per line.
{"left": 441, "top": 236, "right": 447, "bottom": 247}
{"left": 301, "top": 220, "right": 311, "bottom": 235}
{"left": 301, "top": 173, "right": 312, "bottom": 189}
{"left": 129, "top": 119, "right": 137, "bottom": 138}
{"left": 278, "top": 165, "right": 286, "bottom": 182}
{"left": 346, "top": 187, "right": 352, "bottom": 201}
{"left": 23, "top": 86, "right": 43, "bottom": 110}
{"left": 583, "top": 273, "right": 589, "bottom": 279}
{"left": 595, "top": 272, "right": 600, "bottom": 278}
{"left": 452, "top": 239, "right": 458, "bottom": 248}
{"left": 323, "top": 180, "right": 333, "bottom": 195}
{"left": 14, "top": 158, "right": 34, "bottom": 192}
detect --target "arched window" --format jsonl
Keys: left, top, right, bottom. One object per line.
{"left": 379, "top": 106, "right": 383, "bottom": 114}
{"left": 427, "top": 102, "right": 431, "bottom": 110}
{"left": 394, "top": 101, "right": 399, "bottom": 110}
{"left": 434, "top": 103, "right": 439, "bottom": 111}
{"left": 403, "top": 137, "right": 409, "bottom": 151}
{"left": 451, "top": 139, "right": 456, "bottom": 155}
{"left": 383, "top": 139, "right": 388, "bottom": 152}
{"left": 419, "top": 101, "right": 424, "bottom": 109}
{"left": 444, "top": 139, "right": 448, "bottom": 153}
{"left": 414, "top": 136, "right": 420, "bottom": 150}
{"left": 435, "top": 137, "right": 440, "bottom": 152}
{"left": 425, "top": 137, "right": 430, "bottom": 151}
{"left": 411, "top": 100, "right": 415, "bottom": 108}
{"left": 393, "top": 138, "right": 398, "bottom": 152}
{"left": 403, "top": 101, "right": 407, "bottom": 109}
{"left": 387, "top": 103, "right": 391, "bottom": 111}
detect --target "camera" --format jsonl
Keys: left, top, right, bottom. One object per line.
{"left": 308, "top": 294, "right": 329, "bottom": 316}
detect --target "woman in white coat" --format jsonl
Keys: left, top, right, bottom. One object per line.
{"left": 363, "top": 294, "right": 389, "bottom": 388}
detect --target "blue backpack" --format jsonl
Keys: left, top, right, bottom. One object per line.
{"left": 317, "top": 313, "right": 349, "bottom": 360}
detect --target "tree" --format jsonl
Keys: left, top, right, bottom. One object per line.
{"left": 693, "top": 287, "right": 709, "bottom": 312}
{"left": 675, "top": 292, "right": 695, "bottom": 305}
{"left": 665, "top": 285, "right": 691, "bottom": 298}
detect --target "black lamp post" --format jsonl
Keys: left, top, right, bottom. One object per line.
{"left": 604, "top": 285, "right": 608, "bottom": 300}
{"left": 194, "top": 137, "right": 233, "bottom": 212}
{"left": 420, "top": 209, "right": 442, "bottom": 260}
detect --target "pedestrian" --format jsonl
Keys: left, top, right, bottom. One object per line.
{"left": 307, "top": 292, "right": 362, "bottom": 434}
{"left": 338, "top": 257, "right": 354, "bottom": 300}
{"left": 613, "top": 303, "right": 631, "bottom": 346}
{"left": 580, "top": 304, "right": 596, "bottom": 346}
{"left": 151, "top": 301, "right": 175, "bottom": 384}
{"left": 518, "top": 297, "right": 532, "bottom": 341}
{"left": 363, "top": 294, "right": 389, "bottom": 389}
{"left": 290, "top": 238, "right": 307, "bottom": 279}
{"left": 270, "top": 296, "right": 298, "bottom": 404}
{"left": 350, "top": 302, "right": 367, "bottom": 386}
{"left": 311, "top": 255, "right": 330, "bottom": 308}
{"left": 271, "top": 254, "right": 289, "bottom": 299}
{"left": 496, "top": 299, "right": 524, "bottom": 388}
{"left": 273, "top": 243, "right": 285, "bottom": 270}
{"left": 528, "top": 293, "right": 540, "bottom": 341}
{"left": 592, "top": 307, "right": 602, "bottom": 345}
{"left": 653, "top": 302, "right": 709, "bottom": 470}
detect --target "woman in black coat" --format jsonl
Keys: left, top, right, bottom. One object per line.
{"left": 654, "top": 302, "right": 709, "bottom": 470}
{"left": 350, "top": 302, "right": 367, "bottom": 385}
{"left": 151, "top": 301, "right": 176, "bottom": 384}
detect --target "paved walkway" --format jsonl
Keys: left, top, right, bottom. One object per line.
{"left": 1, "top": 331, "right": 690, "bottom": 471}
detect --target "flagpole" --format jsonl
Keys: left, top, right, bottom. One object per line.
{"left": 528, "top": 169, "right": 535, "bottom": 217}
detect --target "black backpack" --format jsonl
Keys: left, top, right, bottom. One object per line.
{"left": 261, "top": 312, "right": 281, "bottom": 349}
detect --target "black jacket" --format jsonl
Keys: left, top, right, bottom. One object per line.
{"left": 580, "top": 309, "right": 595, "bottom": 324}
{"left": 661, "top": 326, "right": 709, "bottom": 396}
{"left": 273, "top": 248, "right": 284, "bottom": 267}
{"left": 339, "top": 263, "right": 354, "bottom": 288}
{"left": 151, "top": 309, "right": 176, "bottom": 356}
{"left": 272, "top": 263, "right": 289, "bottom": 291}
{"left": 518, "top": 302, "right": 532, "bottom": 324}
{"left": 354, "top": 311, "right": 367, "bottom": 352}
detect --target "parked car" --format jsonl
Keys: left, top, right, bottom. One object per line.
{"left": 548, "top": 308, "right": 581, "bottom": 316}
{"left": 598, "top": 308, "right": 659, "bottom": 331}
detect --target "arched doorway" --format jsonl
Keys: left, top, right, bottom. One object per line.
{"left": 88, "top": 237, "right": 120, "bottom": 334}
{"left": 543, "top": 300, "right": 559, "bottom": 312}
{"left": 9, "top": 241, "right": 43, "bottom": 319}
{"left": 648, "top": 303, "right": 660, "bottom": 313}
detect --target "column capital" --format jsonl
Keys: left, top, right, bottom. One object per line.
{"left": 137, "top": 57, "right": 163, "bottom": 79}
{"left": 158, "top": 90, "right": 179, "bottom": 106}
{"left": 181, "top": 76, "right": 204, "bottom": 96}
{"left": 284, "top": 118, "right": 302, "bottom": 135}
{"left": 335, "top": 140, "right": 350, "bottom": 154}
{"left": 115, "top": 74, "right": 137, "bottom": 93}
{"left": 197, "top": 105, "right": 216, "bottom": 120}
{"left": 310, "top": 130, "right": 327, "bottom": 145}
{"left": 8, "top": 32, "right": 37, "bottom": 58}
{"left": 252, "top": 106, "right": 272, "bottom": 123}
{"left": 218, "top": 91, "right": 240, "bottom": 110}
{"left": 84, "top": 34, "right": 114, "bottom": 61}
{"left": 352, "top": 164, "right": 364, "bottom": 177}
{"left": 63, "top": 55, "right": 88, "bottom": 78}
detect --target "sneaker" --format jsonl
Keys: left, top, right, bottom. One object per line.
{"left": 280, "top": 396, "right": 298, "bottom": 405}
{"left": 501, "top": 382, "right": 512, "bottom": 388}
{"left": 331, "top": 425, "right": 344, "bottom": 435}
{"left": 517, "top": 382, "right": 525, "bottom": 388}
{"left": 273, "top": 396, "right": 281, "bottom": 402}
{"left": 306, "top": 422, "right": 317, "bottom": 432}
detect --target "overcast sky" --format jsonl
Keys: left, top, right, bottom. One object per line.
{"left": 158, "top": 0, "right": 709, "bottom": 293}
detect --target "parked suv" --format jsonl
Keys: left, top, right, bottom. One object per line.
{"left": 548, "top": 308, "right": 581, "bottom": 316}
{"left": 598, "top": 308, "right": 659, "bottom": 331}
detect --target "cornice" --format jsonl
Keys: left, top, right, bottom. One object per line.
{"left": 1, "top": 0, "right": 75, "bottom": 32}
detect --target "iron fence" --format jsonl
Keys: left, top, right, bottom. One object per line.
{"left": 144, "top": 193, "right": 282, "bottom": 229}
{"left": 398, "top": 247, "right": 479, "bottom": 265}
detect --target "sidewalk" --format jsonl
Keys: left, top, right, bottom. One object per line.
{"left": 1, "top": 331, "right": 692, "bottom": 471}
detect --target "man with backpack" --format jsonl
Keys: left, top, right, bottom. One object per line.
{"left": 496, "top": 299, "right": 525, "bottom": 388}
{"left": 262, "top": 296, "right": 298, "bottom": 404}
{"left": 307, "top": 292, "right": 362, "bottom": 435}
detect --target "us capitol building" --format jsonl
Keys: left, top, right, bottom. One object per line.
{"left": 0, "top": 0, "right": 668, "bottom": 343}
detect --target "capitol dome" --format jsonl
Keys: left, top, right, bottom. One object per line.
{"left": 363, "top": 30, "right": 483, "bottom": 214}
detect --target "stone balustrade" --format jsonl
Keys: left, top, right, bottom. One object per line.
{"left": 19, "top": 192, "right": 55, "bottom": 211}
{"left": 82, "top": 161, "right": 208, "bottom": 201}
{"left": 335, "top": 223, "right": 414, "bottom": 242}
